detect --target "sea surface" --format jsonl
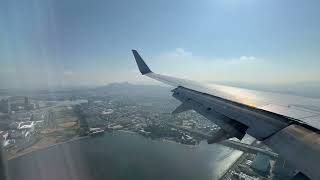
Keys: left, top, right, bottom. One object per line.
{"left": 8, "top": 132, "right": 244, "bottom": 180}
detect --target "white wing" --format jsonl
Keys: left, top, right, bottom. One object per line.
{"left": 132, "top": 50, "right": 320, "bottom": 180}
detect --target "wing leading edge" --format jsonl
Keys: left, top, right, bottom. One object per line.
{"left": 132, "top": 50, "right": 320, "bottom": 180}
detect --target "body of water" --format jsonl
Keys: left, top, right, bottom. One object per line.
{"left": 8, "top": 132, "right": 244, "bottom": 180}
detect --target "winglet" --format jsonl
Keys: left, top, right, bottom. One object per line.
{"left": 132, "top": 50, "right": 152, "bottom": 75}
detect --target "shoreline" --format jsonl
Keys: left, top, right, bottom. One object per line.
{"left": 7, "top": 135, "right": 89, "bottom": 161}
{"left": 7, "top": 130, "right": 198, "bottom": 161}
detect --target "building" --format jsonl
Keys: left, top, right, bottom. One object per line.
{"left": 0, "top": 99, "right": 9, "bottom": 113}
{"left": 4, "top": 96, "right": 34, "bottom": 112}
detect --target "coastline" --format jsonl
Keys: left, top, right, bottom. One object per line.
{"left": 7, "top": 135, "right": 89, "bottom": 160}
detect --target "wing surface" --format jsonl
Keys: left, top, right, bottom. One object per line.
{"left": 132, "top": 50, "right": 320, "bottom": 130}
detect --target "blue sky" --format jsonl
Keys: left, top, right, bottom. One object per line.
{"left": 1, "top": 0, "right": 320, "bottom": 88}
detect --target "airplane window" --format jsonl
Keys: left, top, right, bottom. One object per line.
{"left": 1, "top": 1, "right": 319, "bottom": 180}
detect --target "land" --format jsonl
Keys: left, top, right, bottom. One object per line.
{"left": 0, "top": 83, "right": 217, "bottom": 159}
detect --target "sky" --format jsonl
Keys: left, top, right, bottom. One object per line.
{"left": 0, "top": 0, "right": 320, "bottom": 89}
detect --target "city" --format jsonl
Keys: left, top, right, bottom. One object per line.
{"left": 0, "top": 83, "right": 217, "bottom": 158}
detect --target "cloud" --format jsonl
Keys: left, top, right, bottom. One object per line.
{"left": 156, "top": 48, "right": 193, "bottom": 61}
{"left": 155, "top": 48, "right": 260, "bottom": 65}
{"left": 226, "top": 56, "right": 259, "bottom": 64}
{"left": 152, "top": 49, "right": 317, "bottom": 85}
{"left": 240, "top": 56, "right": 256, "bottom": 61}
{"left": 148, "top": 48, "right": 266, "bottom": 83}
{"left": 173, "top": 48, "right": 192, "bottom": 57}
{"left": 63, "top": 70, "right": 73, "bottom": 76}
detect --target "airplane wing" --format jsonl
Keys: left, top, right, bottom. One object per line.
{"left": 132, "top": 49, "right": 320, "bottom": 180}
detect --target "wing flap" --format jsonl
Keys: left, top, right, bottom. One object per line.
{"left": 172, "top": 86, "right": 289, "bottom": 140}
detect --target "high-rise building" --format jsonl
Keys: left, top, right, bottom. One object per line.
{"left": 24, "top": 97, "right": 29, "bottom": 109}
{"left": 0, "top": 99, "right": 10, "bottom": 113}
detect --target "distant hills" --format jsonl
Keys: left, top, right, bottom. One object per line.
{"left": 92, "top": 82, "right": 171, "bottom": 97}
{"left": 1, "top": 81, "right": 320, "bottom": 99}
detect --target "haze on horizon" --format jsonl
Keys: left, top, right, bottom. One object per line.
{"left": 1, "top": 0, "right": 320, "bottom": 89}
